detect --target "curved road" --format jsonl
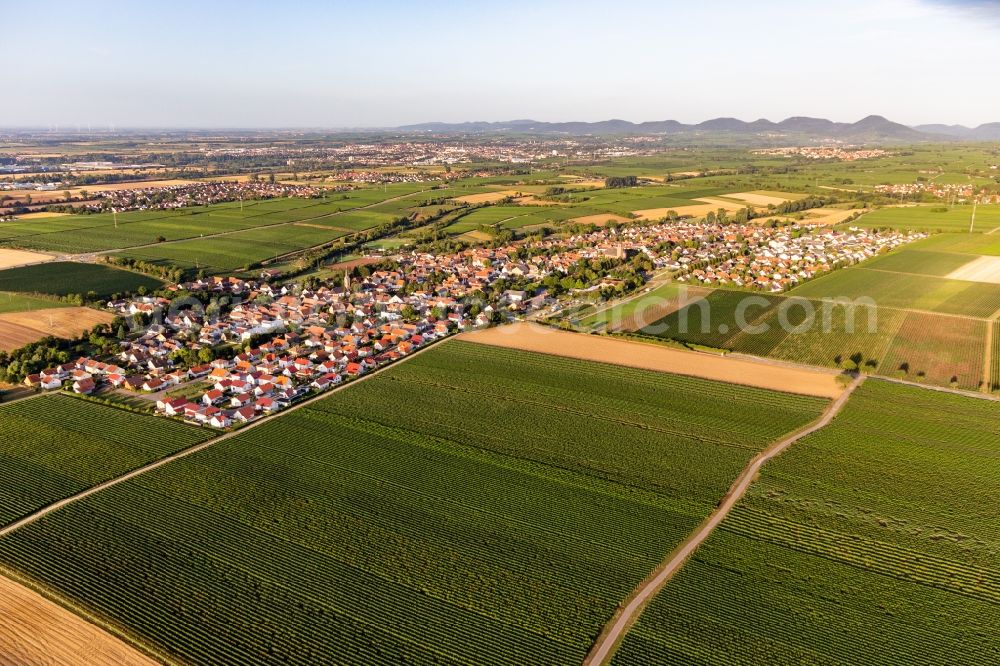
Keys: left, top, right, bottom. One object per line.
{"left": 583, "top": 374, "right": 864, "bottom": 665}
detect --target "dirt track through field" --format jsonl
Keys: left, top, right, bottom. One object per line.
{"left": 583, "top": 375, "right": 864, "bottom": 665}
{"left": 461, "top": 323, "right": 844, "bottom": 398}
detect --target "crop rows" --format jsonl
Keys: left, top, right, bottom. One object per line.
{"left": 789, "top": 266, "right": 1000, "bottom": 319}
{"left": 0, "top": 262, "right": 164, "bottom": 298}
{"left": 0, "top": 183, "right": 433, "bottom": 255}
{"left": 613, "top": 380, "right": 1000, "bottom": 665}
{"left": 0, "top": 394, "right": 210, "bottom": 527}
{"left": 0, "top": 342, "right": 825, "bottom": 664}
{"left": 992, "top": 320, "right": 1000, "bottom": 393}
{"left": 642, "top": 287, "right": 989, "bottom": 387}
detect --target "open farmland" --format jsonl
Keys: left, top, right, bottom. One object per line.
{"left": 0, "top": 575, "right": 158, "bottom": 666}
{"left": 854, "top": 204, "right": 1000, "bottom": 232}
{"left": 0, "top": 183, "right": 437, "bottom": 255}
{"left": 0, "top": 307, "right": 113, "bottom": 352}
{"left": 0, "top": 248, "right": 55, "bottom": 270}
{"left": 577, "top": 282, "right": 714, "bottom": 332}
{"left": 612, "top": 380, "right": 1000, "bottom": 665}
{"left": 789, "top": 265, "right": 1000, "bottom": 318}
{"left": 642, "top": 288, "right": 989, "bottom": 389}
{"left": 116, "top": 224, "right": 353, "bottom": 273}
{"left": 992, "top": 321, "right": 1000, "bottom": 393}
{"left": 0, "top": 394, "right": 212, "bottom": 528}
{"left": 0, "top": 341, "right": 827, "bottom": 665}
{"left": 0, "top": 292, "right": 70, "bottom": 314}
{"left": 0, "top": 262, "right": 163, "bottom": 298}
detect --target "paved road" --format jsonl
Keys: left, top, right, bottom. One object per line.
{"left": 583, "top": 375, "right": 864, "bottom": 666}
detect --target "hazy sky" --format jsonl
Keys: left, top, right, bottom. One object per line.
{"left": 3, "top": 0, "right": 1000, "bottom": 128}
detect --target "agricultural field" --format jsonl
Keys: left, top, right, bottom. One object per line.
{"left": 915, "top": 232, "right": 1000, "bottom": 256}
{"left": 613, "top": 380, "right": 1000, "bottom": 665}
{"left": 0, "top": 292, "right": 70, "bottom": 314}
{"left": 0, "top": 183, "right": 439, "bottom": 256}
{"left": 0, "top": 306, "right": 113, "bottom": 352}
{"left": 859, "top": 247, "right": 975, "bottom": 276}
{"left": 116, "top": 224, "right": 353, "bottom": 273}
{"left": 577, "top": 282, "right": 713, "bottom": 332}
{"left": 0, "top": 262, "right": 163, "bottom": 298}
{"left": 641, "top": 288, "right": 988, "bottom": 389}
{"left": 788, "top": 265, "right": 1000, "bottom": 318}
{"left": 992, "top": 321, "right": 1000, "bottom": 393}
{"left": 0, "top": 248, "right": 55, "bottom": 270}
{"left": 0, "top": 342, "right": 827, "bottom": 665}
{"left": 853, "top": 204, "right": 1000, "bottom": 233}
{"left": 0, "top": 394, "right": 212, "bottom": 527}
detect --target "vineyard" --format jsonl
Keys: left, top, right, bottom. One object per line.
{"left": 880, "top": 312, "right": 986, "bottom": 389}
{"left": 641, "top": 287, "right": 990, "bottom": 387}
{"left": 860, "top": 247, "right": 976, "bottom": 276}
{"left": 789, "top": 266, "right": 1000, "bottom": 319}
{"left": 0, "top": 394, "right": 211, "bottom": 527}
{"left": 853, "top": 204, "right": 1000, "bottom": 233}
{"left": 992, "top": 321, "right": 1000, "bottom": 393}
{"left": 115, "top": 224, "right": 354, "bottom": 273}
{"left": 0, "top": 184, "right": 435, "bottom": 255}
{"left": 0, "top": 291, "right": 70, "bottom": 314}
{"left": 0, "top": 342, "right": 826, "bottom": 665}
{"left": 0, "top": 262, "right": 163, "bottom": 298}
{"left": 612, "top": 380, "right": 1000, "bottom": 665}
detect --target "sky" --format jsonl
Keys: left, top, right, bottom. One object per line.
{"left": 3, "top": 0, "right": 1000, "bottom": 128}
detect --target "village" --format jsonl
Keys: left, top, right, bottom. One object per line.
{"left": 19, "top": 212, "right": 921, "bottom": 428}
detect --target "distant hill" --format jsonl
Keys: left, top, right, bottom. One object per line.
{"left": 396, "top": 115, "right": 996, "bottom": 143}
{"left": 913, "top": 122, "right": 1000, "bottom": 140}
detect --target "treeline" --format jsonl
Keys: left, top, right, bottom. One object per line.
{"left": 104, "top": 256, "right": 185, "bottom": 283}
{"left": 605, "top": 176, "right": 638, "bottom": 189}
{"left": 0, "top": 321, "right": 115, "bottom": 384}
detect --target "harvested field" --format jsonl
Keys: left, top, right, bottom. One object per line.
{"left": 328, "top": 256, "right": 381, "bottom": 271}
{"left": 0, "top": 190, "right": 69, "bottom": 204}
{"left": 946, "top": 255, "right": 1000, "bottom": 284}
{"left": 83, "top": 179, "right": 197, "bottom": 192}
{"left": 802, "top": 208, "right": 858, "bottom": 226}
{"left": 0, "top": 307, "right": 113, "bottom": 351}
{"left": 13, "top": 212, "right": 70, "bottom": 220}
{"left": 723, "top": 191, "right": 793, "bottom": 206}
{"left": 0, "top": 248, "right": 55, "bottom": 270}
{"left": 0, "top": 575, "right": 158, "bottom": 666}
{"left": 556, "top": 176, "right": 606, "bottom": 188}
{"left": 452, "top": 190, "right": 520, "bottom": 204}
{"left": 458, "top": 230, "right": 494, "bottom": 242}
{"left": 567, "top": 213, "right": 632, "bottom": 226}
{"left": 633, "top": 197, "right": 746, "bottom": 221}
{"left": 462, "top": 323, "right": 844, "bottom": 398}
{"left": 0, "top": 322, "right": 42, "bottom": 351}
